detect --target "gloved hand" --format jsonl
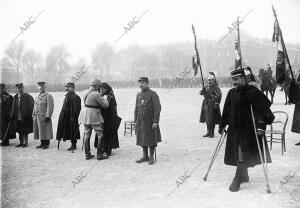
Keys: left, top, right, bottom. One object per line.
{"left": 44, "top": 117, "right": 51, "bottom": 122}
{"left": 200, "top": 88, "right": 207, "bottom": 95}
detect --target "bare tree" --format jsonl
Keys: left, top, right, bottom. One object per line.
{"left": 22, "top": 49, "right": 43, "bottom": 84}
{"left": 45, "top": 44, "right": 70, "bottom": 83}
{"left": 92, "top": 43, "right": 114, "bottom": 80}
{"left": 2, "top": 41, "right": 26, "bottom": 82}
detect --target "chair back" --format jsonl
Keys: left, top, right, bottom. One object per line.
{"left": 269, "top": 111, "right": 289, "bottom": 132}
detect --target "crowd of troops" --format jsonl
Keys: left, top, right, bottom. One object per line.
{"left": 1, "top": 67, "right": 299, "bottom": 191}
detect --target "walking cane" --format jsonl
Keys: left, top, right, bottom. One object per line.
{"left": 203, "top": 128, "right": 227, "bottom": 181}
{"left": 250, "top": 104, "right": 271, "bottom": 193}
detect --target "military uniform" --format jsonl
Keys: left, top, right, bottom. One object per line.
{"left": 79, "top": 79, "right": 109, "bottom": 160}
{"left": 56, "top": 84, "right": 81, "bottom": 150}
{"left": 0, "top": 84, "right": 16, "bottom": 146}
{"left": 219, "top": 68, "right": 274, "bottom": 192}
{"left": 199, "top": 74, "right": 222, "bottom": 138}
{"left": 134, "top": 77, "right": 162, "bottom": 165}
{"left": 33, "top": 82, "right": 54, "bottom": 149}
{"left": 11, "top": 83, "right": 34, "bottom": 147}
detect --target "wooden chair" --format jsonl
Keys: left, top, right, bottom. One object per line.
{"left": 124, "top": 120, "right": 136, "bottom": 136}
{"left": 265, "top": 111, "right": 288, "bottom": 155}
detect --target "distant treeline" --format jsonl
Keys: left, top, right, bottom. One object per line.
{"left": 5, "top": 77, "right": 235, "bottom": 93}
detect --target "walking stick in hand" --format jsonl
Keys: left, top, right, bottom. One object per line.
{"left": 250, "top": 104, "right": 271, "bottom": 193}
{"left": 203, "top": 128, "right": 227, "bottom": 181}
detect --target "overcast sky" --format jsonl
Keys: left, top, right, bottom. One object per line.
{"left": 1, "top": 0, "right": 299, "bottom": 63}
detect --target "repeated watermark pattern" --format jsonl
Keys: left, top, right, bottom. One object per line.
{"left": 167, "top": 66, "right": 193, "bottom": 93}
{"left": 217, "top": 8, "right": 253, "bottom": 45}
{"left": 167, "top": 160, "right": 202, "bottom": 197}
{"left": 115, "top": 8, "right": 150, "bottom": 43}
{"left": 11, "top": 8, "right": 46, "bottom": 44}
{"left": 272, "top": 167, "right": 300, "bottom": 196}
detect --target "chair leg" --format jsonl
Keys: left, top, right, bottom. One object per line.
{"left": 283, "top": 135, "right": 286, "bottom": 152}
{"left": 281, "top": 135, "right": 284, "bottom": 156}
{"left": 270, "top": 134, "right": 273, "bottom": 150}
{"left": 124, "top": 123, "right": 126, "bottom": 136}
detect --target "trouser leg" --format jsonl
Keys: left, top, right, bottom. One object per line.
{"left": 203, "top": 124, "right": 210, "bottom": 137}
{"left": 136, "top": 146, "right": 149, "bottom": 163}
{"left": 16, "top": 133, "right": 24, "bottom": 147}
{"left": 23, "top": 134, "right": 28, "bottom": 147}
{"left": 84, "top": 125, "right": 92, "bottom": 156}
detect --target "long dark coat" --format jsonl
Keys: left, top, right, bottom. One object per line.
{"left": 11, "top": 93, "right": 34, "bottom": 135}
{"left": 219, "top": 84, "right": 275, "bottom": 167}
{"left": 291, "top": 77, "right": 300, "bottom": 133}
{"left": 199, "top": 84, "right": 222, "bottom": 125}
{"left": 94, "top": 95, "right": 121, "bottom": 149}
{"left": 0, "top": 91, "right": 16, "bottom": 140}
{"left": 56, "top": 91, "right": 81, "bottom": 141}
{"left": 134, "top": 88, "right": 162, "bottom": 147}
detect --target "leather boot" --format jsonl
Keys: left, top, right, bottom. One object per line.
{"left": 68, "top": 142, "right": 77, "bottom": 151}
{"left": 241, "top": 167, "right": 249, "bottom": 183}
{"left": 16, "top": 134, "right": 24, "bottom": 147}
{"left": 43, "top": 140, "right": 49, "bottom": 149}
{"left": 106, "top": 148, "right": 112, "bottom": 156}
{"left": 36, "top": 140, "right": 44, "bottom": 148}
{"left": 149, "top": 146, "right": 155, "bottom": 165}
{"left": 203, "top": 125, "right": 210, "bottom": 137}
{"left": 209, "top": 124, "right": 215, "bottom": 138}
{"left": 97, "top": 135, "right": 109, "bottom": 160}
{"left": 229, "top": 163, "right": 244, "bottom": 192}
{"left": 23, "top": 135, "right": 28, "bottom": 147}
{"left": 136, "top": 146, "right": 149, "bottom": 163}
{"left": 84, "top": 136, "right": 94, "bottom": 159}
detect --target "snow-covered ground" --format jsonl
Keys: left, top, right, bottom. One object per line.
{"left": 1, "top": 88, "right": 299, "bottom": 208}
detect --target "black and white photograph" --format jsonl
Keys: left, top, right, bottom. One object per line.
{"left": 0, "top": 0, "right": 300, "bottom": 207}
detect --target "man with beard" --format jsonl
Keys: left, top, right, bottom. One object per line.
{"left": 11, "top": 83, "right": 34, "bottom": 147}
{"left": 199, "top": 72, "right": 222, "bottom": 138}
{"left": 56, "top": 82, "right": 81, "bottom": 151}
{"left": 219, "top": 68, "right": 274, "bottom": 192}
{"left": 134, "top": 77, "right": 162, "bottom": 165}
{"left": 79, "top": 78, "right": 109, "bottom": 160}
{"left": 0, "top": 84, "right": 16, "bottom": 146}
{"left": 33, "top": 81, "right": 54, "bottom": 149}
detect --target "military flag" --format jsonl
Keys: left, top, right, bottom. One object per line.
{"left": 235, "top": 18, "right": 242, "bottom": 70}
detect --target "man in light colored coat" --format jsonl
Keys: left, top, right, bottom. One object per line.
{"left": 33, "top": 81, "right": 54, "bottom": 149}
{"left": 79, "top": 78, "right": 109, "bottom": 160}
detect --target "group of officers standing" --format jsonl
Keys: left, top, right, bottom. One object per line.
{"left": 0, "top": 76, "right": 161, "bottom": 164}
{"left": 1, "top": 67, "right": 299, "bottom": 192}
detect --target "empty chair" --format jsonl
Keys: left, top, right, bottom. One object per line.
{"left": 265, "top": 111, "right": 288, "bottom": 155}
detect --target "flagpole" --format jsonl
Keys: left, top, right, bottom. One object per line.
{"left": 237, "top": 17, "right": 242, "bottom": 69}
{"left": 272, "top": 5, "right": 295, "bottom": 81}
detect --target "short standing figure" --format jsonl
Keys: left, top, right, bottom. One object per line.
{"left": 79, "top": 79, "right": 109, "bottom": 160}
{"left": 11, "top": 83, "right": 34, "bottom": 148}
{"left": 56, "top": 82, "right": 81, "bottom": 151}
{"left": 135, "top": 77, "right": 162, "bottom": 165}
{"left": 199, "top": 72, "right": 222, "bottom": 138}
{"left": 0, "top": 83, "right": 16, "bottom": 146}
{"left": 94, "top": 82, "right": 121, "bottom": 156}
{"left": 33, "top": 81, "right": 54, "bottom": 149}
{"left": 219, "top": 68, "right": 274, "bottom": 192}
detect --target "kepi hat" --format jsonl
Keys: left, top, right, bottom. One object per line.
{"left": 15, "top": 83, "right": 24, "bottom": 88}
{"left": 230, "top": 68, "right": 245, "bottom": 78}
{"left": 138, "top": 77, "right": 149, "bottom": 83}
{"left": 65, "top": 82, "right": 75, "bottom": 88}
{"left": 89, "top": 78, "right": 101, "bottom": 86}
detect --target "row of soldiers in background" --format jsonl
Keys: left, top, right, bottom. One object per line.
{"left": 0, "top": 81, "right": 121, "bottom": 159}
{"left": 199, "top": 66, "right": 300, "bottom": 192}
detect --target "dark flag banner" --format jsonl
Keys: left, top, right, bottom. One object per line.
{"left": 192, "top": 24, "right": 204, "bottom": 88}
{"left": 272, "top": 5, "right": 299, "bottom": 104}
{"left": 272, "top": 18, "right": 286, "bottom": 85}
{"left": 235, "top": 19, "right": 242, "bottom": 70}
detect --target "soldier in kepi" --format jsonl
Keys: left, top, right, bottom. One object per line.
{"left": 219, "top": 68, "right": 274, "bottom": 192}
{"left": 134, "top": 77, "right": 162, "bottom": 165}
{"left": 199, "top": 72, "right": 222, "bottom": 138}
{"left": 33, "top": 81, "right": 54, "bottom": 149}
{"left": 79, "top": 78, "right": 109, "bottom": 160}
{"left": 56, "top": 82, "right": 81, "bottom": 151}
{"left": 11, "top": 83, "right": 34, "bottom": 147}
{"left": 0, "top": 83, "right": 16, "bottom": 146}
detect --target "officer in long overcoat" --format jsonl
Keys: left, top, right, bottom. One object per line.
{"left": 134, "top": 77, "right": 162, "bottom": 165}
{"left": 11, "top": 83, "right": 34, "bottom": 147}
{"left": 0, "top": 84, "right": 16, "bottom": 146}
{"left": 33, "top": 81, "right": 54, "bottom": 149}
{"left": 56, "top": 82, "right": 81, "bottom": 151}
{"left": 199, "top": 72, "right": 222, "bottom": 138}
{"left": 219, "top": 68, "right": 274, "bottom": 192}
